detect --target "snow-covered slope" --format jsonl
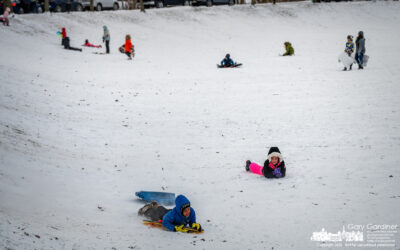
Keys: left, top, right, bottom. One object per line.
{"left": 1, "top": 2, "right": 399, "bottom": 249}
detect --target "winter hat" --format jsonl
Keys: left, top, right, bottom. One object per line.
{"left": 226, "top": 53, "right": 230, "bottom": 58}
{"left": 347, "top": 35, "right": 353, "bottom": 40}
{"left": 358, "top": 31, "right": 364, "bottom": 37}
{"left": 267, "top": 147, "right": 283, "bottom": 162}
{"left": 181, "top": 203, "right": 190, "bottom": 214}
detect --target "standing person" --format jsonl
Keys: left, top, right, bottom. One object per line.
{"left": 61, "top": 27, "right": 67, "bottom": 46}
{"left": 65, "top": 0, "right": 71, "bottom": 13}
{"left": 343, "top": 35, "right": 354, "bottom": 71}
{"left": 355, "top": 31, "right": 366, "bottom": 70}
{"left": 123, "top": 34, "right": 133, "bottom": 60}
{"left": 245, "top": 147, "right": 286, "bottom": 179}
{"left": 2, "top": 7, "right": 10, "bottom": 26}
{"left": 33, "top": 0, "right": 41, "bottom": 13}
{"left": 102, "top": 26, "right": 110, "bottom": 54}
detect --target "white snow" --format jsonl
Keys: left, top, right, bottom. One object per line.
{"left": 1, "top": 1, "right": 400, "bottom": 249}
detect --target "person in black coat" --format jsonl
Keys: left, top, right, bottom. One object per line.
{"left": 246, "top": 147, "right": 286, "bottom": 179}
{"left": 355, "top": 31, "right": 366, "bottom": 69}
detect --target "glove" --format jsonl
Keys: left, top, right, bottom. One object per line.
{"left": 191, "top": 223, "right": 202, "bottom": 231}
{"left": 273, "top": 168, "right": 282, "bottom": 178}
{"left": 174, "top": 225, "right": 189, "bottom": 233}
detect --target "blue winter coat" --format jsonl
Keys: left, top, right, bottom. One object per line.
{"left": 221, "top": 58, "right": 234, "bottom": 66}
{"left": 103, "top": 26, "right": 110, "bottom": 42}
{"left": 345, "top": 41, "right": 354, "bottom": 55}
{"left": 162, "top": 195, "right": 196, "bottom": 231}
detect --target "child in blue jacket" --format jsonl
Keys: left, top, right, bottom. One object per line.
{"left": 220, "top": 54, "right": 234, "bottom": 67}
{"left": 344, "top": 35, "right": 354, "bottom": 71}
{"left": 162, "top": 195, "right": 201, "bottom": 232}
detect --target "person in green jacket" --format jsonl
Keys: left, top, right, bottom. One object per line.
{"left": 282, "top": 42, "right": 294, "bottom": 56}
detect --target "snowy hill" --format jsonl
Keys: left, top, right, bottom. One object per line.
{"left": 1, "top": 1, "right": 400, "bottom": 249}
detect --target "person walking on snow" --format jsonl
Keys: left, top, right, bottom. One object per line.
{"left": 103, "top": 26, "right": 110, "bottom": 54}
{"left": 355, "top": 31, "right": 366, "bottom": 69}
{"left": 245, "top": 147, "right": 286, "bottom": 178}
{"left": 2, "top": 7, "right": 10, "bottom": 26}
{"left": 343, "top": 35, "right": 354, "bottom": 71}
{"left": 162, "top": 195, "right": 202, "bottom": 232}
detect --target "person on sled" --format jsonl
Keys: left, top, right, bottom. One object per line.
{"left": 245, "top": 147, "right": 286, "bottom": 178}
{"left": 138, "top": 194, "right": 202, "bottom": 232}
{"left": 220, "top": 53, "right": 234, "bottom": 67}
{"left": 282, "top": 42, "right": 294, "bottom": 56}
{"left": 82, "top": 39, "right": 102, "bottom": 48}
{"left": 162, "top": 195, "right": 201, "bottom": 232}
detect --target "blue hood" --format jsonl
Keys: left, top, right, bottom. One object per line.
{"left": 162, "top": 194, "right": 196, "bottom": 231}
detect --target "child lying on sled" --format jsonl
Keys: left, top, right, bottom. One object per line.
{"left": 245, "top": 147, "right": 286, "bottom": 178}
{"left": 138, "top": 194, "right": 202, "bottom": 232}
{"left": 82, "top": 39, "right": 102, "bottom": 48}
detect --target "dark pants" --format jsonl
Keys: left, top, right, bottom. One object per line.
{"left": 66, "top": 3, "right": 71, "bottom": 12}
{"left": 105, "top": 40, "right": 110, "bottom": 54}
{"left": 138, "top": 202, "right": 170, "bottom": 221}
{"left": 125, "top": 52, "right": 131, "bottom": 58}
{"left": 63, "top": 37, "right": 82, "bottom": 52}
{"left": 355, "top": 52, "right": 364, "bottom": 67}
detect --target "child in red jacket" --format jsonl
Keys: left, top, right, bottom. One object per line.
{"left": 82, "top": 39, "right": 102, "bottom": 48}
{"left": 123, "top": 34, "right": 133, "bottom": 60}
{"left": 61, "top": 27, "right": 67, "bottom": 46}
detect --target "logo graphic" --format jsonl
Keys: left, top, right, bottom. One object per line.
{"left": 311, "top": 227, "right": 363, "bottom": 242}
{"left": 310, "top": 224, "right": 398, "bottom": 248}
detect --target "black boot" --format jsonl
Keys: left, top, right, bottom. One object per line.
{"left": 349, "top": 64, "right": 352, "bottom": 70}
{"left": 343, "top": 67, "right": 347, "bottom": 71}
{"left": 245, "top": 160, "right": 251, "bottom": 171}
